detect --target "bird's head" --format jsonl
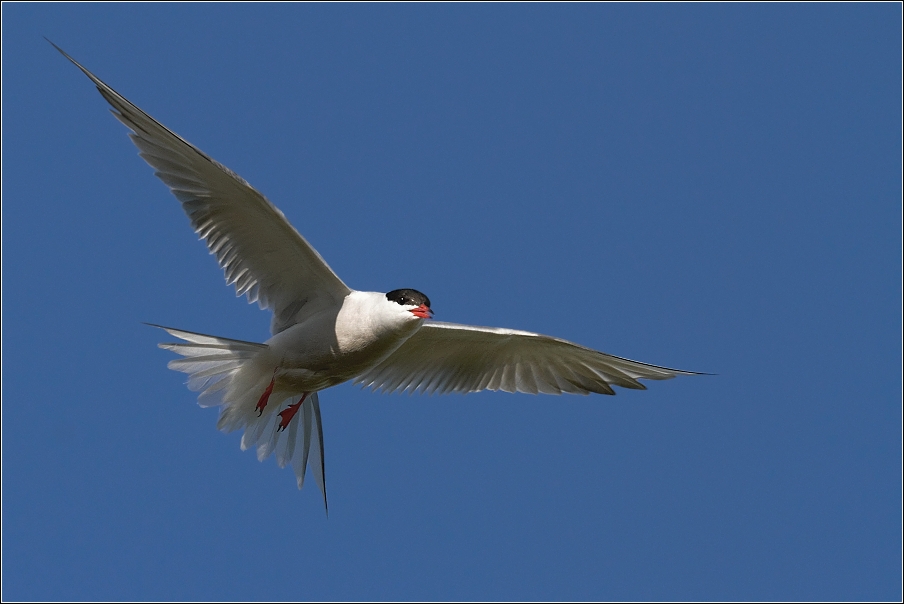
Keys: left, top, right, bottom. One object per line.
{"left": 385, "top": 289, "right": 433, "bottom": 320}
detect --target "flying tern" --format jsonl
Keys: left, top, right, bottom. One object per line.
{"left": 54, "top": 42, "right": 700, "bottom": 512}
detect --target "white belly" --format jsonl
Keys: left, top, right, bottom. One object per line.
{"left": 263, "top": 296, "right": 422, "bottom": 393}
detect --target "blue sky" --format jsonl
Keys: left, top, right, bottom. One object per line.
{"left": 3, "top": 4, "right": 901, "bottom": 601}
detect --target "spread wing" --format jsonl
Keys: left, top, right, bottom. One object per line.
{"left": 53, "top": 43, "right": 351, "bottom": 334}
{"left": 356, "top": 321, "right": 700, "bottom": 396}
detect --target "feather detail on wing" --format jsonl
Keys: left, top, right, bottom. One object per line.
{"left": 355, "top": 321, "right": 700, "bottom": 396}
{"left": 52, "top": 43, "right": 350, "bottom": 334}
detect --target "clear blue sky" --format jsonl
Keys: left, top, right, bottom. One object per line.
{"left": 3, "top": 4, "right": 901, "bottom": 601}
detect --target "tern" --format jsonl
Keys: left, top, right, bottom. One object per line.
{"left": 54, "top": 42, "right": 700, "bottom": 512}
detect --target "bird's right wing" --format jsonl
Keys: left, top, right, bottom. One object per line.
{"left": 356, "top": 321, "right": 700, "bottom": 396}
{"left": 53, "top": 43, "right": 351, "bottom": 333}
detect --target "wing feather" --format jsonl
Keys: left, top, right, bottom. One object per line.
{"left": 53, "top": 43, "right": 350, "bottom": 334}
{"left": 356, "top": 321, "right": 700, "bottom": 396}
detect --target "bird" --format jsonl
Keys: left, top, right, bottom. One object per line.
{"left": 53, "top": 42, "right": 700, "bottom": 513}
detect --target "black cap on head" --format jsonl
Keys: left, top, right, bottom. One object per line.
{"left": 386, "top": 289, "right": 431, "bottom": 308}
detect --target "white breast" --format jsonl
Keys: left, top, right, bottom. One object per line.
{"left": 266, "top": 291, "right": 423, "bottom": 391}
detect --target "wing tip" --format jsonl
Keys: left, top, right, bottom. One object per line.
{"left": 47, "top": 39, "right": 102, "bottom": 86}
{"left": 45, "top": 37, "right": 69, "bottom": 59}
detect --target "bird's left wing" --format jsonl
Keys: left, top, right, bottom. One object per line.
{"left": 356, "top": 321, "right": 699, "bottom": 396}
{"left": 52, "top": 43, "right": 351, "bottom": 333}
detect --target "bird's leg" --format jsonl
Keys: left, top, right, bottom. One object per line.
{"left": 255, "top": 368, "right": 278, "bottom": 416}
{"left": 277, "top": 392, "right": 309, "bottom": 432}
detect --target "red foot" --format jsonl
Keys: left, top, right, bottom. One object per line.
{"left": 255, "top": 373, "right": 277, "bottom": 416}
{"left": 277, "top": 393, "right": 309, "bottom": 432}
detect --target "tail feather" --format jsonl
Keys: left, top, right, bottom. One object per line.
{"left": 308, "top": 394, "right": 327, "bottom": 513}
{"left": 162, "top": 343, "right": 263, "bottom": 356}
{"left": 297, "top": 398, "right": 314, "bottom": 486}
{"left": 276, "top": 404, "right": 301, "bottom": 469}
{"left": 292, "top": 393, "right": 328, "bottom": 513}
{"left": 153, "top": 324, "right": 328, "bottom": 511}
{"left": 156, "top": 325, "right": 269, "bottom": 405}
{"left": 242, "top": 409, "right": 277, "bottom": 452}
{"left": 151, "top": 324, "right": 266, "bottom": 350}
{"left": 184, "top": 361, "right": 244, "bottom": 391}
{"left": 250, "top": 412, "right": 281, "bottom": 459}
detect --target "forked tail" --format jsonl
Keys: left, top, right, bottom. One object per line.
{"left": 151, "top": 324, "right": 327, "bottom": 511}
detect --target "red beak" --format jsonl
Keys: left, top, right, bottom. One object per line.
{"left": 410, "top": 304, "right": 433, "bottom": 319}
